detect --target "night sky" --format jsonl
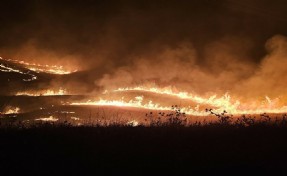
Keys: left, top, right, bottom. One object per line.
{"left": 1, "top": 0, "right": 287, "bottom": 97}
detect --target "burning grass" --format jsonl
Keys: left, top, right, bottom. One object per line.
{"left": 71, "top": 85, "right": 287, "bottom": 116}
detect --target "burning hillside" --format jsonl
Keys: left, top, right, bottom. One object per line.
{"left": 1, "top": 54, "right": 287, "bottom": 125}
{"left": 1, "top": 56, "right": 287, "bottom": 125}
{"left": 1, "top": 0, "right": 287, "bottom": 125}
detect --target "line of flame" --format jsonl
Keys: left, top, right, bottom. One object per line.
{"left": 0, "top": 62, "right": 37, "bottom": 81}
{"left": 71, "top": 96, "right": 209, "bottom": 116}
{"left": 35, "top": 116, "right": 59, "bottom": 122}
{"left": 71, "top": 86, "right": 287, "bottom": 115}
{"left": 0, "top": 57, "right": 77, "bottom": 75}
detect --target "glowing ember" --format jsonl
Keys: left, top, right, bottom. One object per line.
{"left": 35, "top": 116, "right": 59, "bottom": 122}
{"left": 59, "top": 111, "right": 75, "bottom": 114}
{"left": 16, "top": 88, "right": 67, "bottom": 96}
{"left": 2, "top": 107, "right": 20, "bottom": 114}
{"left": 127, "top": 120, "right": 139, "bottom": 127}
{"left": 71, "top": 117, "right": 80, "bottom": 120}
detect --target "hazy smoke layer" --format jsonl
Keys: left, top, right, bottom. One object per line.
{"left": 1, "top": 0, "right": 287, "bottom": 97}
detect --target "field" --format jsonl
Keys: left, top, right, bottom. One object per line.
{"left": 1, "top": 124, "right": 287, "bottom": 175}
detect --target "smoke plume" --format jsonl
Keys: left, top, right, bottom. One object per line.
{"left": 1, "top": 0, "right": 287, "bottom": 98}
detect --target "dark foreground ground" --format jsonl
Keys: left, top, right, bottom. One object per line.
{"left": 1, "top": 125, "right": 287, "bottom": 175}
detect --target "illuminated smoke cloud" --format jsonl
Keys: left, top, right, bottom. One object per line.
{"left": 1, "top": 0, "right": 287, "bottom": 98}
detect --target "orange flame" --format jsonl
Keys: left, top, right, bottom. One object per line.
{"left": 2, "top": 107, "right": 20, "bottom": 114}
{"left": 70, "top": 86, "right": 287, "bottom": 115}
{"left": 35, "top": 116, "right": 59, "bottom": 122}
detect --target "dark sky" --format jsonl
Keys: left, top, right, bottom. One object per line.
{"left": 1, "top": 0, "right": 287, "bottom": 60}
{"left": 1, "top": 0, "right": 287, "bottom": 96}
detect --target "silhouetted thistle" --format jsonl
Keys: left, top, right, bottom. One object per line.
{"left": 148, "top": 105, "right": 187, "bottom": 126}
{"left": 207, "top": 109, "right": 232, "bottom": 125}
{"left": 235, "top": 115, "right": 255, "bottom": 127}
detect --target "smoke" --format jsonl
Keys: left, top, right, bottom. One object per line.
{"left": 0, "top": 40, "right": 82, "bottom": 70}
{"left": 1, "top": 0, "right": 287, "bottom": 98}
{"left": 96, "top": 36, "right": 256, "bottom": 95}
{"left": 96, "top": 34, "right": 287, "bottom": 100}
{"left": 236, "top": 35, "right": 287, "bottom": 98}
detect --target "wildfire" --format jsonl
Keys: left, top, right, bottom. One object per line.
{"left": 70, "top": 86, "right": 287, "bottom": 116}
{"left": 2, "top": 54, "right": 286, "bottom": 116}
{"left": 16, "top": 88, "right": 67, "bottom": 96}
{"left": 71, "top": 117, "right": 80, "bottom": 121}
